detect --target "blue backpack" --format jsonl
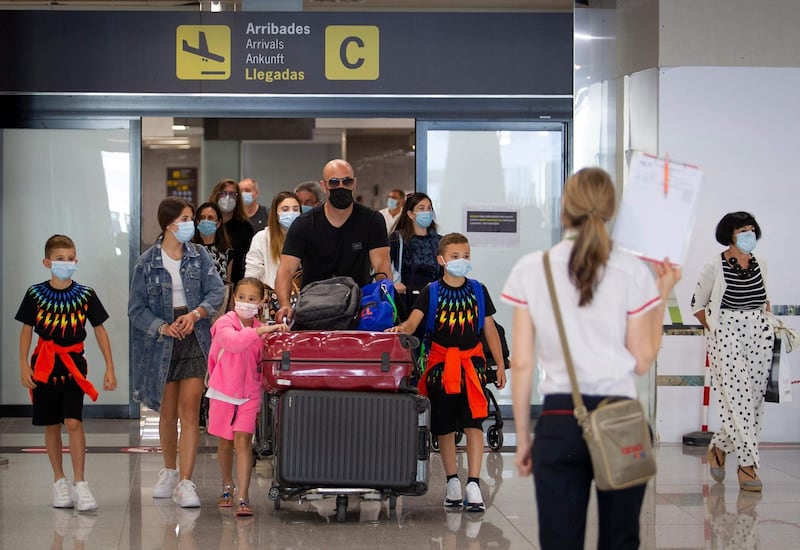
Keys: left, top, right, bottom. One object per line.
{"left": 357, "top": 279, "right": 399, "bottom": 331}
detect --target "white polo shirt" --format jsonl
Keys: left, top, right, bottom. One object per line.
{"left": 501, "top": 239, "right": 660, "bottom": 398}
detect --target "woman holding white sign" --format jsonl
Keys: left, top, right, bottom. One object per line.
{"left": 691, "top": 211, "right": 771, "bottom": 492}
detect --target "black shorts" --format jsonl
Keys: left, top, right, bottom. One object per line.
{"left": 31, "top": 374, "right": 85, "bottom": 426}
{"left": 426, "top": 358, "right": 487, "bottom": 436}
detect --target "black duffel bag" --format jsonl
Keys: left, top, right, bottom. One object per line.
{"left": 293, "top": 276, "right": 362, "bottom": 330}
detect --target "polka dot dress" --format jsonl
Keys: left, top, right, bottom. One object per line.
{"left": 706, "top": 309, "right": 773, "bottom": 468}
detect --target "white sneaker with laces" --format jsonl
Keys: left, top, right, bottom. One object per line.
{"left": 173, "top": 479, "right": 201, "bottom": 508}
{"left": 464, "top": 481, "right": 485, "bottom": 513}
{"left": 153, "top": 468, "right": 179, "bottom": 498}
{"left": 71, "top": 480, "right": 98, "bottom": 512}
{"left": 53, "top": 478, "right": 74, "bottom": 509}
{"left": 443, "top": 477, "right": 463, "bottom": 509}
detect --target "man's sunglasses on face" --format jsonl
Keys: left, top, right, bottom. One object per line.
{"left": 327, "top": 177, "right": 355, "bottom": 188}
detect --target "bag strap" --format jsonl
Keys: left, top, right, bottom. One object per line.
{"left": 397, "top": 236, "right": 403, "bottom": 283}
{"left": 426, "top": 280, "right": 439, "bottom": 335}
{"left": 468, "top": 278, "right": 485, "bottom": 333}
{"left": 542, "top": 251, "right": 588, "bottom": 425}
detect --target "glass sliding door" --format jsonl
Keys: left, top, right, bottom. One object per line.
{"left": 1, "top": 125, "right": 135, "bottom": 417}
{"left": 417, "top": 121, "right": 568, "bottom": 410}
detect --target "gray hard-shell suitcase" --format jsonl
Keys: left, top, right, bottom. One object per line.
{"left": 268, "top": 389, "right": 430, "bottom": 513}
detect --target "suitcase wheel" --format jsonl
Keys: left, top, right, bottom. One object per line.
{"left": 336, "top": 495, "right": 348, "bottom": 523}
{"left": 430, "top": 433, "right": 439, "bottom": 452}
{"left": 487, "top": 425, "right": 503, "bottom": 451}
{"left": 268, "top": 485, "right": 281, "bottom": 502}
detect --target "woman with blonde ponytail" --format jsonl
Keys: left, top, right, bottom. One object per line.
{"left": 502, "top": 167, "right": 681, "bottom": 550}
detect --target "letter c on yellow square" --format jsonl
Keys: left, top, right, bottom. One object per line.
{"left": 325, "top": 26, "right": 379, "bottom": 81}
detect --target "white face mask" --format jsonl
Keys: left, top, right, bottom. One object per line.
{"left": 234, "top": 301, "right": 259, "bottom": 320}
{"left": 218, "top": 196, "right": 236, "bottom": 213}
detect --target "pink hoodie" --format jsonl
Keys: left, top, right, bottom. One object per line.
{"left": 207, "top": 311, "right": 264, "bottom": 402}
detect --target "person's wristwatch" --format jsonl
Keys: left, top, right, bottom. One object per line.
{"left": 192, "top": 309, "right": 202, "bottom": 320}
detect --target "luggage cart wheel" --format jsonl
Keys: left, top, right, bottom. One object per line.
{"left": 487, "top": 425, "right": 503, "bottom": 451}
{"left": 268, "top": 486, "right": 282, "bottom": 510}
{"left": 336, "top": 495, "right": 348, "bottom": 523}
{"left": 430, "top": 433, "right": 440, "bottom": 452}
{"left": 455, "top": 430, "right": 464, "bottom": 445}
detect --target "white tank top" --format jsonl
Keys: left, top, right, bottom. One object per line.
{"left": 161, "top": 250, "right": 188, "bottom": 308}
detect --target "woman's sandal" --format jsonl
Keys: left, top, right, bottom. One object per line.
{"left": 707, "top": 446, "right": 726, "bottom": 482}
{"left": 738, "top": 466, "right": 762, "bottom": 492}
{"left": 236, "top": 498, "right": 254, "bottom": 517}
{"left": 218, "top": 484, "right": 235, "bottom": 508}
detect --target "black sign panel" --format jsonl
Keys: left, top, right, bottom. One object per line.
{"left": 0, "top": 12, "right": 572, "bottom": 95}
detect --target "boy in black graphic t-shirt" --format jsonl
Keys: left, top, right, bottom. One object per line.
{"left": 15, "top": 234, "right": 117, "bottom": 512}
{"left": 387, "top": 233, "right": 507, "bottom": 513}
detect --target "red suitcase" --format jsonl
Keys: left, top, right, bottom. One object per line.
{"left": 261, "top": 331, "right": 418, "bottom": 394}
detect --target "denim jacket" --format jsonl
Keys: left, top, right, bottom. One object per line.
{"left": 128, "top": 238, "right": 225, "bottom": 411}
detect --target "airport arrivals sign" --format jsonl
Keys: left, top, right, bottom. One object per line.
{"left": 0, "top": 11, "right": 572, "bottom": 95}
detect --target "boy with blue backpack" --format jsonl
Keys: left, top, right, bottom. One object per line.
{"left": 387, "top": 232, "right": 506, "bottom": 512}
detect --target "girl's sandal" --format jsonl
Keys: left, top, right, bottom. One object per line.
{"left": 218, "top": 484, "right": 235, "bottom": 508}
{"left": 236, "top": 498, "right": 254, "bottom": 517}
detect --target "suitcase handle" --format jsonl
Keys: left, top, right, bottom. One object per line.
{"left": 281, "top": 351, "right": 291, "bottom": 371}
{"left": 381, "top": 351, "right": 389, "bottom": 372}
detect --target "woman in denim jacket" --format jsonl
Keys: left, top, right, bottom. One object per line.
{"left": 128, "top": 197, "right": 225, "bottom": 508}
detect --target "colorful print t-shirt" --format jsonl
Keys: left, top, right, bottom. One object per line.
{"left": 15, "top": 281, "right": 109, "bottom": 376}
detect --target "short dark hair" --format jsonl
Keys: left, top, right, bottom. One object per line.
{"left": 438, "top": 232, "right": 469, "bottom": 256}
{"left": 45, "top": 234, "right": 76, "bottom": 258}
{"left": 715, "top": 211, "right": 761, "bottom": 245}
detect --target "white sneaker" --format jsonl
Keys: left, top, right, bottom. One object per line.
{"left": 71, "top": 480, "right": 98, "bottom": 512}
{"left": 53, "top": 478, "right": 74, "bottom": 508}
{"left": 464, "top": 481, "right": 485, "bottom": 513}
{"left": 173, "top": 479, "right": 201, "bottom": 508}
{"left": 153, "top": 468, "right": 179, "bottom": 498}
{"left": 443, "top": 477, "right": 463, "bottom": 509}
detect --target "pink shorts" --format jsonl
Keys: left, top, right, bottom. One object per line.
{"left": 207, "top": 397, "right": 261, "bottom": 440}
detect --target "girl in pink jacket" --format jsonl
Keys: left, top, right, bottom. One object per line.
{"left": 207, "top": 277, "right": 287, "bottom": 516}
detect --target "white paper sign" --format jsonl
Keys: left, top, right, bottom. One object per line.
{"left": 612, "top": 151, "right": 703, "bottom": 265}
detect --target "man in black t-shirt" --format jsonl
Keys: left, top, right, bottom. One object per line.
{"left": 275, "top": 159, "right": 391, "bottom": 323}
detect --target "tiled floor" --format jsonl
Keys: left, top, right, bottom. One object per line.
{"left": 0, "top": 412, "right": 798, "bottom": 549}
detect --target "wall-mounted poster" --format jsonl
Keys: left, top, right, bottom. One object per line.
{"left": 167, "top": 167, "right": 197, "bottom": 203}
{"left": 464, "top": 207, "right": 519, "bottom": 248}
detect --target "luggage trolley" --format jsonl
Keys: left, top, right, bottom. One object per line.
{"left": 260, "top": 331, "right": 429, "bottom": 523}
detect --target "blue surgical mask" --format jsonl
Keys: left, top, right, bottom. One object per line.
{"left": 197, "top": 219, "right": 218, "bottom": 237}
{"left": 51, "top": 261, "right": 77, "bottom": 281}
{"left": 414, "top": 211, "right": 434, "bottom": 228}
{"left": 241, "top": 192, "right": 255, "bottom": 206}
{"left": 301, "top": 204, "right": 313, "bottom": 214}
{"left": 387, "top": 198, "right": 398, "bottom": 210}
{"left": 172, "top": 221, "right": 196, "bottom": 243}
{"left": 445, "top": 258, "right": 472, "bottom": 278}
{"left": 735, "top": 230, "right": 757, "bottom": 254}
{"left": 279, "top": 211, "right": 300, "bottom": 229}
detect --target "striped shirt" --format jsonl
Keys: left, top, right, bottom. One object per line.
{"left": 720, "top": 253, "right": 767, "bottom": 310}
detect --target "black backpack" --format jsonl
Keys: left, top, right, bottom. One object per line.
{"left": 293, "top": 276, "right": 362, "bottom": 330}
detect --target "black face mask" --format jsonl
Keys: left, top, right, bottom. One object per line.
{"left": 328, "top": 187, "right": 354, "bottom": 209}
